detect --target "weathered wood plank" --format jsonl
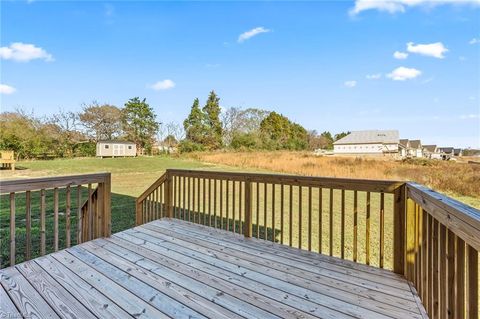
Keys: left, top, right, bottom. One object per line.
{"left": 0, "top": 267, "right": 60, "bottom": 318}
{"left": 16, "top": 261, "right": 95, "bottom": 318}
{"left": 34, "top": 255, "right": 132, "bottom": 319}
{"left": 0, "top": 283, "right": 21, "bottom": 318}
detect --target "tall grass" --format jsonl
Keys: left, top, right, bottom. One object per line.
{"left": 189, "top": 151, "right": 480, "bottom": 204}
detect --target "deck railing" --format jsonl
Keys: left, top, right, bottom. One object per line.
{"left": 0, "top": 173, "right": 111, "bottom": 268}
{"left": 137, "top": 168, "right": 479, "bottom": 318}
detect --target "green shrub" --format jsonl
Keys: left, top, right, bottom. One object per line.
{"left": 178, "top": 140, "right": 205, "bottom": 153}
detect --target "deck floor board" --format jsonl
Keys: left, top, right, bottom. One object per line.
{"left": 0, "top": 218, "right": 428, "bottom": 319}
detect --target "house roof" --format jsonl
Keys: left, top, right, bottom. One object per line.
{"left": 399, "top": 139, "right": 409, "bottom": 147}
{"left": 423, "top": 145, "right": 437, "bottom": 152}
{"left": 333, "top": 130, "right": 399, "bottom": 145}
{"left": 454, "top": 148, "right": 462, "bottom": 155}
{"left": 438, "top": 147, "right": 454, "bottom": 153}
{"left": 97, "top": 140, "right": 136, "bottom": 145}
{"left": 409, "top": 140, "right": 422, "bottom": 149}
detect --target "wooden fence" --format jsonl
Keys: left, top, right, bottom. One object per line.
{"left": 137, "top": 169, "right": 479, "bottom": 319}
{"left": 0, "top": 173, "right": 111, "bottom": 267}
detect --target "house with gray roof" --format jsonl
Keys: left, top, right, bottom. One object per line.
{"left": 333, "top": 130, "right": 400, "bottom": 156}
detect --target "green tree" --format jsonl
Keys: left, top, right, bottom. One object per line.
{"left": 320, "top": 131, "right": 334, "bottom": 149}
{"left": 79, "top": 102, "right": 122, "bottom": 141}
{"left": 334, "top": 131, "right": 350, "bottom": 141}
{"left": 260, "top": 112, "right": 308, "bottom": 150}
{"left": 202, "top": 91, "right": 223, "bottom": 149}
{"left": 183, "top": 98, "right": 206, "bottom": 145}
{"left": 121, "top": 97, "right": 159, "bottom": 155}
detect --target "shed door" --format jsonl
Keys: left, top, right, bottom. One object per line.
{"left": 113, "top": 144, "right": 125, "bottom": 156}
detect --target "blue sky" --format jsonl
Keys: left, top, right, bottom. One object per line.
{"left": 1, "top": 0, "right": 479, "bottom": 147}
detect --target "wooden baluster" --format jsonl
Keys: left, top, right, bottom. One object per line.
{"left": 193, "top": 178, "right": 196, "bottom": 223}
{"left": 318, "top": 188, "right": 323, "bottom": 254}
{"left": 160, "top": 183, "right": 164, "bottom": 218}
{"left": 456, "top": 237, "right": 465, "bottom": 318}
{"left": 439, "top": 224, "right": 447, "bottom": 319}
{"left": 219, "top": 180, "right": 223, "bottom": 229}
{"left": 244, "top": 179, "right": 252, "bottom": 238}
{"left": 188, "top": 177, "right": 191, "bottom": 221}
{"left": 466, "top": 245, "right": 478, "bottom": 319}
{"left": 393, "top": 185, "right": 405, "bottom": 275}
{"left": 182, "top": 176, "right": 186, "bottom": 220}
{"left": 329, "top": 188, "right": 333, "bottom": 256}
{"left": 406, "top": 199, "right": 416, "bottom": 281}
{"left": 271, "top": 184, "right": 275, "bottom": 242}
{"left": 40, "top": 189, "right": 46, "bottom": 255}
{"left": 77, "top": 186, "right": 82, "bottom": 244}
{"left": 214, "top": 179, "right": 218, "bottom": 228}
{"left": 225, "top": 180, "right": 229, "bottom": 230}
{"left": 432, "top": 219, "right": 439, "bottom": 318}
{"left": 379, "top": 192, "right": 384, "bottom": 268}
{"left": 231, "top": 180, "right": 235, "bottom": 232}
{"left": 350, "top": 193, "right": 357, "bottom": 261}
{"left": 256, "top": 182, "right": 259, "bottom": 238}
{"left": 416, "top": 204, "right": 422, "bottom": 291}
{"left": 208, "top": 178, "right": 212, "bottom": 227}
{"left": 66, "top": 186, "right": 71, "bottom": 248}
{"left": 340, "top": 189, "right": 345, "bottom": 259}
{"left": 366, "top": 192, "right": 371, "bottom": 265}
{"left": 173, "top": 176, "right": 177, "bottom": 218}
{"left": 308, "top": 186, "right": 312, "bottom": 251}
{"left": 239, "top": 181, "right": 242, "bottom": 234}
{"left": 446, "top": 230, "right": 455, "bottom": 319}
{"left": 9, "top": 192, "right": 15, "bottom": 266}
{"left": 428, "top": 214, "right": 434, "bottom": 314}
{"left": 54, "top": 187, "right": 59, "bottom": 251}
{"left": 280, "top": 184, "right": 284, "bottom": 245}
{"left": 298, "top": 186, "right": 302, "bottom": 249}
{"left": 264, "top": 183, "right": 267, "bottom": 240}
{"left": 25, "top": 191, "right": 31, "bottom": 260}
{"left": 203, "top": 178, "right": 207, "bottom": 225}
{"left": 289, "top": 185, "right": 293, "bottom": 247}
{"left": 422, "top": 209, "right": 428, "bottom": 304}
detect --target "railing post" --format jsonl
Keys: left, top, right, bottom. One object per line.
{"left": 243, "top": 178, "right": 252, "bottom": 238}
{"left": 103, "top": 173, "right": 111, "bottom": 237}
{"left": 166, "top": 171, "right": 174, "bottom": 218}
{"left": 393, "top": 184, "right": 406, "bottom": 275}
{"left": 136, "top": 200, "right": 144, "bottom": 226}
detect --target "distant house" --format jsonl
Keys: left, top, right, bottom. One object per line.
{"left": 96, "top": 141, "right": 137, "bottom": 158}
{"left": 408, "top": 140, "right": 423, "bottom": 158}
{"left": 422, "top": 145, "right": 438, "bottom": 159}
{"left": 453, "top": 148, "right": 463, "bottom": 157}
{"left": 333, "top": 130, "right": 400, "bottom": 156}
{"left": 399, "top": 139, "right": 410, "bottom": 157}
{"left": 438, "top": 147, "right": 454, "bottom": 156}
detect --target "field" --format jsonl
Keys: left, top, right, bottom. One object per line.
{"left": 189, "top": 151, "right": 480, "bottom": 208}
{"left": 0, "top": 153, "right": 478, "bottom": 268}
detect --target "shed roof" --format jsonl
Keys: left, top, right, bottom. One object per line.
{"left": 333, "top": 130, "right": 399, "bottom": 145}
{"left": 399, "top": 139, "right": 409, "bottom": 147}
{"left": 438, "top": 147, "right": 454, "bottom": 153}
{"left": 97, "top": 140, "right": 136, "bottom": 145}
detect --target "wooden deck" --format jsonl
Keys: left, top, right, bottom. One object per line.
{"left": 1, "top": 218, "right": 427, "bottom": 319}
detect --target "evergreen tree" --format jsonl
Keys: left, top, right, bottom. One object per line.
{"left": 121, "top": 97, "right": 159, "bottom": 154}
{"left": 183, "top": 98, "right": 205, "bottom": 144}
{"left": 202, "top": 91, "right": 223, "bottom": 149}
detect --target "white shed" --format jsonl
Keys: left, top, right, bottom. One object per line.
{"left": 333, "top": 130, "right": 400, "bottom": 156}
{"left": 96, "top": 141, "right": 137, "bottom": 158}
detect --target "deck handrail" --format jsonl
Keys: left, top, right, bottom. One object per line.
{"left": 0, "top": 173, "right": 111, "bottom": 268}
{"left": 136, "top": 168, "right": 479, "bottom": 318}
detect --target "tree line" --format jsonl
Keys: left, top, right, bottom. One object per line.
{"left": 0, "top": 90, "right": 349, "bottom": 159}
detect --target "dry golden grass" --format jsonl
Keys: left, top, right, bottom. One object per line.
{"left": 187, "top": 151, "right": 480, "bottom": 207}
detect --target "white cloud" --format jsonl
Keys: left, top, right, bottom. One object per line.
{"left": 366, "top": 73, "right": 382, "bottom": 80}
{"left": 469, "top": 37, "right": 480, "bottom": 44}
{"left": 238, "top": 27, "right": 271, "bottom": 43}
{"left": 393, "top": 51, "right": 408, "bottom": 59}
{"left": 149, "top": 79, "right": 175, "bottom": 91}
{"left": 459, "top": 114, "right": 479, "bottom": 119}
{"left": 350, "top": 0, "right": 480, "bottom": 15}
{"left": 387, "top": 67, "right": 422, "bottom": 81}
{"left": 0, "top": 42, "right": 54, "bottom": 62}
{"left": 0, "top": 84, "right": 16, "bottom": 95}
{"left": 344, "top": 80, "right": 357, "bottom": 88}
{"left": 406, "top": 42, "right": 448, "bottom": 59}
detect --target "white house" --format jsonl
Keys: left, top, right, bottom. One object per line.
{"left": 333, "top": 130, "right": 400, "bottom": 156}
{"left": 408, "top": 140, "right": 423, "bottom": 158}
{"left": 96, "top": 140, "right": 137, "bottom": 158}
